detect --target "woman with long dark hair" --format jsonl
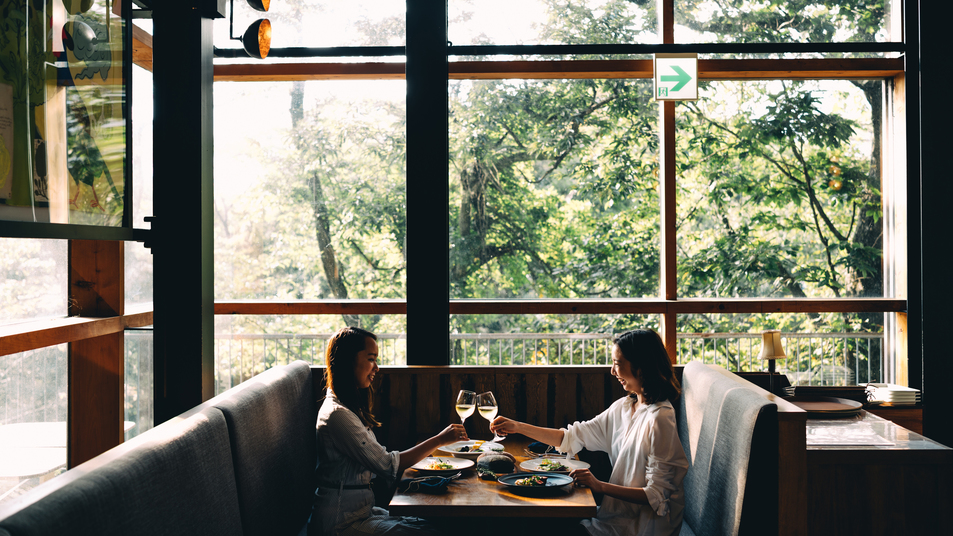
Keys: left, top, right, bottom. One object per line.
{"left": 311, "top": 327, "right": 467, "bottom": 536}
{"left": 490, "top": 329, "right": 688, "bottom": 536}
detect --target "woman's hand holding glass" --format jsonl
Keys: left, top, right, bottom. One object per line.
{"left": 476, "top": 391, "right": 506, "bottom": 442}
{"left": 488, "top": 416, "right": 519, "bottom": 439}
{"left": 436, "top": 423, "right": 468, "bottom": 447}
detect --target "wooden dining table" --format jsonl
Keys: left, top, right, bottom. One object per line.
{"left": 387, "top": 436, "right": 598, "bottom": 519}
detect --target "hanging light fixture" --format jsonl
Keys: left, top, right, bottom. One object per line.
{"left": 230, "top": 0, "right": 272, "bottom": 59}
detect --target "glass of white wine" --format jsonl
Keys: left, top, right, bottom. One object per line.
{"left": 455, "top": 390, "right": 476, "bottom": 424}
{"left": 476, "top": 391, "right": 505, "bottom": 442}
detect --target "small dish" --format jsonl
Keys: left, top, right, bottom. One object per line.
{"left": 436, "top": 440, "right": 505, "bottom": 460}
{"left": 410, "top": 457, "right": 474, "bottom": 476}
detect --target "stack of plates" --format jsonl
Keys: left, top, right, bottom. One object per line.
{"left": 866, "top": 383, "right": 920, "bottom": 406}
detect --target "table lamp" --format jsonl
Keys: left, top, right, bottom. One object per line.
{"left": 759, "top": 330, "right": 786, "bottom": 395}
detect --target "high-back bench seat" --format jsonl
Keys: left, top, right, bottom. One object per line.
{"left": 0, "top": 361, "right": 317, "bottom": 536}
{"left": 676, "top": 361, "right": 779, "bottom": 536}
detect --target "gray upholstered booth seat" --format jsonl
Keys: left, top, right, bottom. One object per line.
{"left": 0, "top": 361, "right": 317, "bottom": 536}
{"left": 676, "top": 361, "right": 778, "bottom": 536}
{"left": 216, "top": 361, "right": 317, "bottom": 536}
{"left": 0, "top": 406, "right": 243, "bottom": 536}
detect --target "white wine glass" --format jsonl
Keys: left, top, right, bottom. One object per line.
{"left": 455, "top": 390, "right": 476, "bottom": 424}
{"left": 476, "top": 391, "right": 505, "bottom": 442}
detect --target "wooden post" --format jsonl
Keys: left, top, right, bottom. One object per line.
{"left": 68, "top": 240, "right": 124, "bottom": 467}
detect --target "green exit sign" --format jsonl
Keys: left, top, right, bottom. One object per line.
{"left": 654, "top": 53, "right": 698, "bottom": 101}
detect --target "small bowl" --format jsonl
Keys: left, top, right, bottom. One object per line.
{"left": 436, "top": 440, "right": 504, "bottom": 460}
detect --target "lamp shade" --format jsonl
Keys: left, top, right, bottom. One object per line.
{"left": 242, "top": 19, "right": 272, "bottom": 59}
{"left": 758, "top": 330, "right": 786, "bottom": 360}
{"left": 246, "top": 0, "right": 270, "bottom": 11}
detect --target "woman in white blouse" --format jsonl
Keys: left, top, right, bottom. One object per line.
{"left": 490, "top": 329, "right": 689, "bottom": 536}
{"left": 310, "top": 327, "right": 468, "bottom": 536}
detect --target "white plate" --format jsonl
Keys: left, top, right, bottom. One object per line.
{"left": 435, "top": 441, "right": 505, "bottom": 460}
{"left": 410, "top": 457, "right": 474, "bottom": 476}
{"left": 519, "top": 457, "right": 590, "bottom": 474}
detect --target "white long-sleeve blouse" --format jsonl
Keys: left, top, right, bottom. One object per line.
{"left": 558, "top": 396, "right": 688, "bottom": 536}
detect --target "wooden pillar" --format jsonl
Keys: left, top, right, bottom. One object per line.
{"left": 68, "top": 240, "right": 124, "bottom": 467}
{"left": 151, "top": 0, "right": 217, "bottom": 422}
{"left": 405, "top": 0, "right": 449, "bottom": 364}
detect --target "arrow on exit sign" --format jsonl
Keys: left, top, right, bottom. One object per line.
{"left": 654, "top": 54, "right": 698, "bottom": 101}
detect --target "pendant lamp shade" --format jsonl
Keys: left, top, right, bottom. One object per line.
{"left": 242, "top": 19, "right": 272, "bottom": 59}
{"left": 246, "top": 0, "right": 270, "bottom": 11}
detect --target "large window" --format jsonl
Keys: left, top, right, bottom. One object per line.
{"left": 211, "top": 0, "right": 906, "bottom": 387}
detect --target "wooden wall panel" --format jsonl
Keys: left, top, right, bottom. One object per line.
{"left": 414, "top": 373, "right": 442, "bottom": 442}
{"left": 313, "top": 367, "right": 676, "bottom": 450}
{"left": 524, "top": 373, "right": 548, "bottom": 429}
{"left": 69, "top": 332, "right": 124, "bottom": 467}
{"left": 580, "top": 372, "right": 605, "bottom": 425}
{"left": 554, "top": 373, "right": 577, "bottom": 428}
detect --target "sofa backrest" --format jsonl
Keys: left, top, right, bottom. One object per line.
{"left": 676, "top": 361, "right": 778, "bottom": 536}
{"left": 0, "top": 406, "right": 244, "bottom": 536}
{"left": 213, "top": 360, "right": 317, "bottom": 536}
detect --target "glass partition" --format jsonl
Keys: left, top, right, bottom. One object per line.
{"left": 0, "top": 0, "right": 127, "bottom": 226}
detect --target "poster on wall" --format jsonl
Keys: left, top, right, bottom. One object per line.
{"left": 0, "top": 0, "right": 126, "bottom": 227}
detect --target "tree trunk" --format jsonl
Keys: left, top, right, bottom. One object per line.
{"left": 290, "top": 81, "right": 359, "bottom": 326}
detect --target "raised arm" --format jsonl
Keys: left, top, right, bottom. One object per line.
{"left": 396, "top": 423, "right": 467, "bottom": 474}
{"left": 490, "top": 416, "right": 565, "bottom": 447}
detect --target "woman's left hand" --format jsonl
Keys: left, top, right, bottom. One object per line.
{"left": 569, "top": 468, "right": 603, "bottom": 493}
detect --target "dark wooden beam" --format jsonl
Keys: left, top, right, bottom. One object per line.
{"left": 152, "top": 0, "right": 216, "bottom": 423}
{"left": 405, "top": 0, "right": 449, "bottom": 364}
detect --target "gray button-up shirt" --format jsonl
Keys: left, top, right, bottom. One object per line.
{"left": 312, "top": 389, "right": 400, "bottom": 535}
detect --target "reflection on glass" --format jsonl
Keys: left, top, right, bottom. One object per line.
{"left": 0, "top": 0, "right": 126, "bottom": 225}
{"left": 676, "top": 80, "right": 882, "bottom": 299}
{"left": 450, "top": 79, "right": 658, "bottom": 300}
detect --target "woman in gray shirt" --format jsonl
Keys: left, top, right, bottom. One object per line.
{"left": 311, "top": 327, "right": 466, "bottom": 536}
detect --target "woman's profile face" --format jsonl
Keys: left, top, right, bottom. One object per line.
{"left": 353, "top": 337, "right": 380, "bottom": 389}
{"left": 611, "top": 344, "right": 642, "bottom": 396}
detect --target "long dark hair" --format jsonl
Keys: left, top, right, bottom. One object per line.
{"left": 613, "top": 329, "right": 681, "bottom": 404}
{"left": 325, "top": 327, "right": 380, "bottom": 428}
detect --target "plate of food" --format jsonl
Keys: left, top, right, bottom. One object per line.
{"left": 410, "top": 457, "right": 474, "bottom": 476}
{"left": 436, "top": 440, "right": 505, "bottom": 460}
{"left": 519, "top": 457, "right": 590, "bottom": 474}
{"left": 497, "top": 472, "right": 573, "bottom": 494}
